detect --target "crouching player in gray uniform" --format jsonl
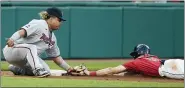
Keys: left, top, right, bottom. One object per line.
{"left": 2, "top": 7, "right": 75, "bottom": 77}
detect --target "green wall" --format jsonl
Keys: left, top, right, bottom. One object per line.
{"left": 1, "top": 2, "right": 184, "bottom": 59}
{"left": 70, "top": 7, "right": 123, "bottom": 58}
{"left": 123, "top": 7, "right": 174, "bottom": 57}
{"left": 173, "top": 8, "right": 184, "bottom": 57}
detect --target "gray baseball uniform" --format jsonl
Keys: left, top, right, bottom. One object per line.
{"left": 3, "top": 19, "right": 60, "bottom": 75}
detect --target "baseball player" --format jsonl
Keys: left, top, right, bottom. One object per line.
{"left": 82, "top": 44, "right": 184, "bottom": 79}
{"left": 2, "top": 7, "right": 77, "bottom": 77}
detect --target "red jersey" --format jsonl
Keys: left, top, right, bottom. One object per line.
{"left": 123, "top": 54, "right": 161, "bottom": 76}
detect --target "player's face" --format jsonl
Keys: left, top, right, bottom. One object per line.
{"left": 49, "top": 17, "right": 62, "bottom": 30}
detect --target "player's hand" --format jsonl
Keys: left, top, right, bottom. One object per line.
{"left": 6, "top": 38, "right": 14, "bottom": 47}
{"left": 66, "top": 67, "right": 77, "bottom": 76}
{"left": 67, "top": 64, "right": 88, "bottom": 76}
{"left": 67, "top": 67, "right": 75, "bottom": 73}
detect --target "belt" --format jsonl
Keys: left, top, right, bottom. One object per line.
{"left": 160, "top": 60, "right": 166, "bottom": 65}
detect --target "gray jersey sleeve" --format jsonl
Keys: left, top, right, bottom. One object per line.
{"left": 21, "top": 23, "right": 38, "bottom": 37}
{"left": 45, "top": 36, "right": 60, "bottom": 58}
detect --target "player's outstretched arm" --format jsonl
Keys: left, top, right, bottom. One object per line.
{"left": 86, "top": 65, "right": 127, "bottom": 76}
{"left": 51, "top": 56, "right": 72, "bottom": 71}
{"left": 51, "top": 56, "right": 82, "bottom": 75}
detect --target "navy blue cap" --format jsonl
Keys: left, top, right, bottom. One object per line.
{"left": 46, "top": 7, "right": 66, "bottom": 21}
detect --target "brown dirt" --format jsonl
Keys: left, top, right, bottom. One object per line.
{"left": 1, "top": 59, "right": 184, "bottom": 83}
{"left": 2, "top": 71, "right": 183, "bottom": 83}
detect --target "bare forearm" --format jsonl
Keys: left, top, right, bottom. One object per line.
{"left": 88, "top": 65, "right": 126, "bottom": 76}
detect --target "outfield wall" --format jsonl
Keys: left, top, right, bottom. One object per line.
{"left": 1, "top": 2, "right": 184, "bottom": 59}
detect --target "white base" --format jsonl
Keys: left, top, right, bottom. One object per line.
{"left": 50, "top": 69, "right": 67, "bottom": 76}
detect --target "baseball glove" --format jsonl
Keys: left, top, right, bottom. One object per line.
{"left": 67, "top": 64, "right": 87, "bottom": 76}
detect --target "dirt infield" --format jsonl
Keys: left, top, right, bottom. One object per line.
{"left": 2, "top": 71, "right": 183, "bottom": 83}
{"left": 1, "top": 59, "right": 184, "bottom": 83}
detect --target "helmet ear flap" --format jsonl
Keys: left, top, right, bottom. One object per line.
{"left": 130, "top": 52, "right": 140, "bottom": 59}
{"left": 130, "top": 52, "right": 136, "bottom": 57}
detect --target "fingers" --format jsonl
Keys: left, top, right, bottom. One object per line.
{"left": 67, "top": 67, "right": 75, "bottom": 73}
{"left": 6, "top": 38, "right": 14, "bottom": 47}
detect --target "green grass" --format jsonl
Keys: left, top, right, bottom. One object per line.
{"left": 1, "top": 60, "right": 184, "bottom": 87}
{"left": 2, "top": 76, "right": 183, "bottom": 87}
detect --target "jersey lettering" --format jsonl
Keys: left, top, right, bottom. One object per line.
{"left": 40, "top": 33, "right": 55, "bottom": 48}
{"left": 25, "top": 24, "right": 30, "bottom": 28}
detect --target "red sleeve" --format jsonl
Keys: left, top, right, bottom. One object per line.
{"left": 122, "top": 60, "right": 137, "bottom": 70}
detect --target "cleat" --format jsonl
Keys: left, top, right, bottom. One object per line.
{"left": 34, "top": 68, "right": 50, "bottom": 78}
{"left": 8, "top": 65, "right": 24, "bottom": 75}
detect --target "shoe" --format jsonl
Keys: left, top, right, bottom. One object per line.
{"left": 33, "top": 68, "right": 50, "bottom": 78}
{"left": 8, "top": 65, "right": 24, "bottom": 75}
